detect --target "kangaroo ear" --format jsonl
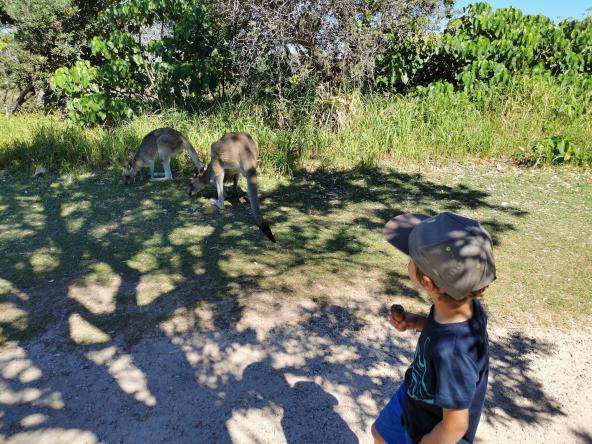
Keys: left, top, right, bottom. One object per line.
{"left": 193, "top": 166, "right": 204, "bottom": 177}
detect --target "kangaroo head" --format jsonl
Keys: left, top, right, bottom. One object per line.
{"left": 188, "top": 166, "right": 207, "bottom": 197}
{"left": 122, "top": 159, "right": 136, "bottom": 185}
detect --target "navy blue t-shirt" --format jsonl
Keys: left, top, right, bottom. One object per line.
{"left": 403, "top": 299, "right": 489, "bottom": 444}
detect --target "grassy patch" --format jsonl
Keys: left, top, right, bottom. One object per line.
{"left": 0, "top": 162, "right": 590, "bottom": 346}
{"left": 1, "top": 80, "right": 591, "bottom": 175}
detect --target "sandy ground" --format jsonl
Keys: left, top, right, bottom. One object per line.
{"left": 1, "top": 288, "right": 591, "bottom": 444}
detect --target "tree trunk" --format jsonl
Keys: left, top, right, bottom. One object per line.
{"left": 7, "top": 83, "right": 34, "bottom": 116}
{"left": 35, "top": 88, "right": 45, "bottom": 108}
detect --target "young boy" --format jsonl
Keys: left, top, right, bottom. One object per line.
{"left": 372, "top": 212, "right": 496, "bottom": 444}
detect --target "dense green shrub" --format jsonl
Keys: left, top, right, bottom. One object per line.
{"left": 515, "top": 136, "right": 590, "bottom": 166}
{"left": 378, "top": 3, "right": 592, "bottom": 108}
{"left": 50, "top": 0, "right": 223, "bottom": 125}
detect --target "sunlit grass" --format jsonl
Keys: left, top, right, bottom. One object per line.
{"left": 68, "top": 314, "right": 111, "bottom": 345}
{"left": 0, "top": 160, "right": 589, "bottom": 348}
{"left": 68, "top": 263, "right": 120, "bottom": 315}
{"left": 1, "top": 78, "right": 590, "bottom": 175}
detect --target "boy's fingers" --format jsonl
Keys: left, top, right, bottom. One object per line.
{"left": 389, "top": 314, "right": 401, "bottom": 325}
{"left": 389, "top": 315, "right": 407, "bottom": 332}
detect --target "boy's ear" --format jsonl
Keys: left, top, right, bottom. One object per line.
{"left": 420, "top": 274, "right": 439, "bottom": 292}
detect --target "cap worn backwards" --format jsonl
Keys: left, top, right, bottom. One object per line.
{"left": 384, "top": 212, "right": 496, "bottom": 300}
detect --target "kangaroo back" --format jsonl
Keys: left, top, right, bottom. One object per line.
{"left": 245, "top": 167, "right": 276, "bottom": 243}
{"left": 135, "top": 131, "right": 159, "bottom": 162}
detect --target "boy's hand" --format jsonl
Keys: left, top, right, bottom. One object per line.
{"left": 389, "top": 304, "right": 425, "bottom": 332}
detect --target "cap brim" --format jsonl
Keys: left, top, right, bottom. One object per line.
{"left": 383, "top": 213, "right": 429, "bottom": 255}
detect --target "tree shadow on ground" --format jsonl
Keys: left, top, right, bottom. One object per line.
{"left": 0, "top": 165, "right": 563, "bottom": 443}
{"left": 486, "top": 332, "right": 565, "bottom": 426}
{"left": 571, "top": 427, "right": 592, "bottom": 444}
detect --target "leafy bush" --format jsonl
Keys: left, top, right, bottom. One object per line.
{"left": 377, "top": 2, "right": 592, "bottom": 111}
{"left": 515, "top": 136, "right": 590, "bottom": 166}
{"left": 0, "top": 0, "right": 102, "bottom": 114}
{"left": 51, "top": 61, "right": 133, "bottom": 125}
{"left": 50, "top": 0, "right": 223, "bottom": 125}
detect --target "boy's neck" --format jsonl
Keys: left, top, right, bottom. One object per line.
{"left": 432, "top": 297, "right": 474, "bottom": 324}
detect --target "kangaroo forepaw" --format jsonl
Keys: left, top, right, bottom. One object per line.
{"left": 211, "top": 199, "right": 225, "bottom": 210}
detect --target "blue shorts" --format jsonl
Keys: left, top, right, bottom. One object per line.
{"left": 374, "top": 384, "right": 413, "bottom": 444}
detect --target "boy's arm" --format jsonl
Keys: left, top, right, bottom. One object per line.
{"left": 419, "top": 408, "right": 469, "bottom": 444}
{"left": 405, "top": 312, "right": 428, "bottom": 331}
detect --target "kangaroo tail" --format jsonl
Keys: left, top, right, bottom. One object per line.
{"left": 182, "top": 137, "right": 204, "bottom": 171}
{"left": 246, "top": 168, "right": 276, "bottom": 243}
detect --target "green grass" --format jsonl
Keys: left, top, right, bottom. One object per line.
{"left": 1, "top": 82, "right": 590, "bottom": 345}
{"left": 1, "top": 78, "right": 591, "bottom": 175}
{"left": 0, "top": 162, "right": 590, "bottom": 346}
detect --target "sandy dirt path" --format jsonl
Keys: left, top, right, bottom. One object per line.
{"left": 1, "top": 289, "right": 591, "bottom": 444}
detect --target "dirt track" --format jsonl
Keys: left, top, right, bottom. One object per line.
{"left": 1, "top": 287, "right": 591, "bottom": 444}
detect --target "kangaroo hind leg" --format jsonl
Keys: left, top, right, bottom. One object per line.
{"left": 162, "top": 157, "right": 173, "bottom": 180}
{"left": 147, "top": 160, "right": 155, "bottom": 180}
{"left": 211, "top": 166, "right": 225, "bottom": 210}
{"left": 157, "top": 138, "right": 174, "bottom": 180}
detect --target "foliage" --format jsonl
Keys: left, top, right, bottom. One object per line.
{"left": 50, "top": 0, "right": 225, "bottom": 125}
{"left": 51, "top": 61, "right": 133, "bottom": 125}
{"left": 515, "top": 136, "right": 590, "bottom": 167}
{"left": 3, "top": 1, "right": 592, "bottom": 171}
{"left": 209, "top": 0, "right": 453, "bottom": 97}
{"left": 374, "top": 2, "right": 592, "bottom": 166}
{"left": 377, "top": 3, "right": 592, "bottom": 107}
{"left": 0, "top": 0, "right": 102, "bottom": 110}
{"left": 50, "top": 0, "right": 455, "bottom": 124}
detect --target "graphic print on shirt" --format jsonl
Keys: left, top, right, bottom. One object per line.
{"left": 407, "top": 336, "right": 435, "bottom": 404}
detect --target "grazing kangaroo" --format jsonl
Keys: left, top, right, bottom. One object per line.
{"left": 123, "top": 127, "right": 203, "bottom": 185}
{"left": 188, "top": 132, "right": 276, "bottom": 243}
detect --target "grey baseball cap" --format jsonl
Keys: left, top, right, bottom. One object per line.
{"left": 384, "top": 212, "right": 496, "bottom": 300}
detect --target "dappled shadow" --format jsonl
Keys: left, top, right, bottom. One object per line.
{"left": 238, "top": 358, "right": 359, "bottom": 443}
{"left": 260, "top": 168, "right": 524, "bottom": 300}
{"left": 0, "top": 164, "right": 544, "bottom": 442}
{"left": 571, "top": 427, "right": 592, "bottom": 444}
{"left": 485, "top": 332, "right": 565, "bottom": 427}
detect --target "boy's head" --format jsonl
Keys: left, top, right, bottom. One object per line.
{"left": 384, "top": 212, "right": 496, "bottom": 303}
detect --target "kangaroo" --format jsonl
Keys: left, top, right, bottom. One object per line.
{"left": 123, "top": 127, "right": 203, "bottom": 185}
{"left": 188, "top": 132, "right": 276, "bottom": 243}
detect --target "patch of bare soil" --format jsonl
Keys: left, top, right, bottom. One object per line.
{"left": 0, "top": 283, "right": 590, "bottom": 443}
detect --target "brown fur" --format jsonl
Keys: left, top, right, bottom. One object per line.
{"left": 123, "top": 127, "right": 203, "bottom": 185}
{"left": 188, "top": 132, "right": 276, "bottom": 242}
